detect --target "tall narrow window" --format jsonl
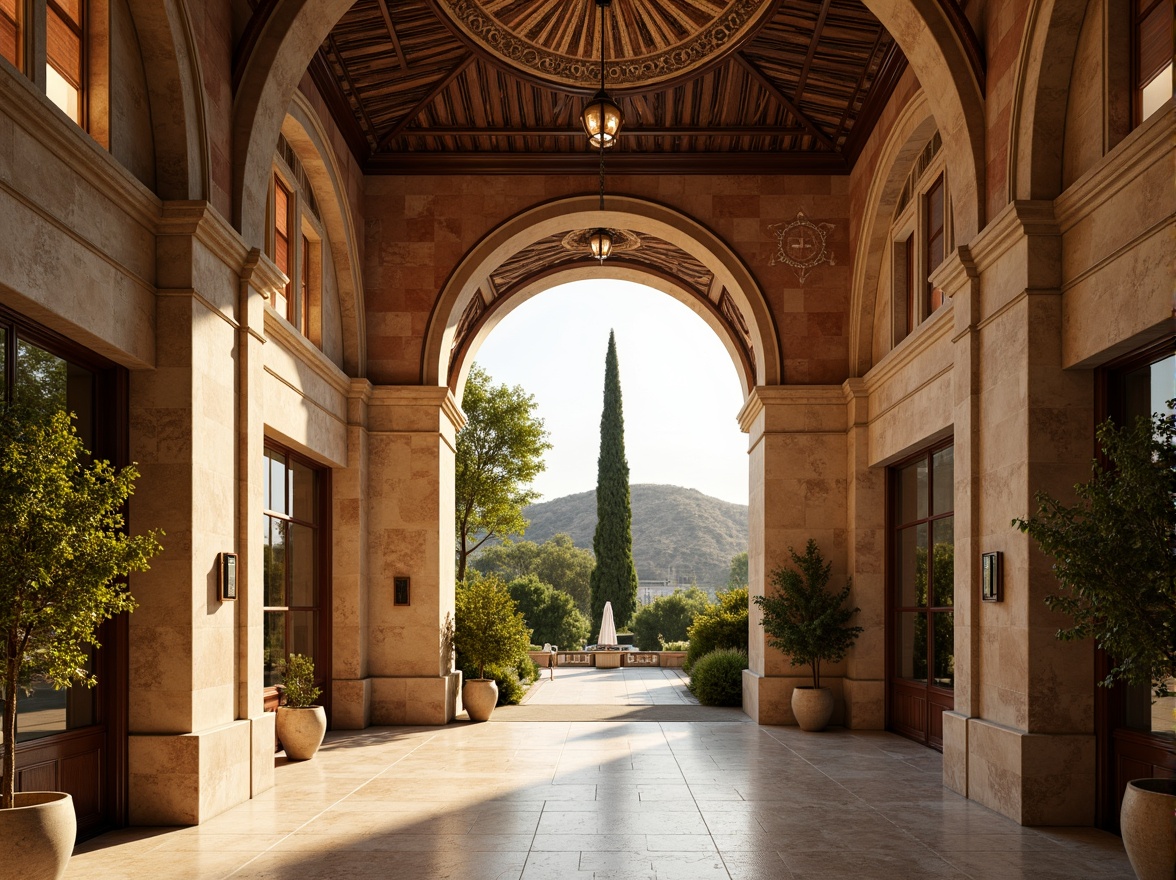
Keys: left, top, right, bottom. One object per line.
{"left": 273, "top": 176, "right": 292, "bottom": 321}
{"left": 904, "top": 234, "right": 916, "bottom": 337}
{"left": 263, "top": 448, "right": 323, "bottom": 692}
{"left": 0, "top": 0, "right": 20, "bottom": 66}
{"left": 1136, "top": 0, "right": 1174, "bottom": 124}
{"left": 925, "top": 175, "right": 946, "bottom": 314}
{"left": 45, "top": 0, "right": 84, "bottom": 124}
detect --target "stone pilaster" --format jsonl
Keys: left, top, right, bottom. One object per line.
{"left": 738, "top": 386, "right": 852, "bottom": 725}
{"left": 364, "top": 387, "right": 465, "bottom": 725}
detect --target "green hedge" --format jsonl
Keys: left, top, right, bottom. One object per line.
{"left": 685, "top": 587, "right": 749, "bottom": 671}
{"left": 688, "top": 648, "right": 747, "bottom": 707}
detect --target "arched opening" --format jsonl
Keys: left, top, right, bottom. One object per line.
{"left": 458, "top": 277, "right": 751, "bottom": 714}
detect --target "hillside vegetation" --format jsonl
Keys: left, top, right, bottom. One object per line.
{"left": 521, "top": 484, "right": 748, "bottom": 591}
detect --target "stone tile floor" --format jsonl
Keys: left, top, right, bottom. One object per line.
{"left": 69, "top": 719, "right": 1133, "bottom": 879}
{"left": 522, "top": 666, "right": 699, "bottom": 706}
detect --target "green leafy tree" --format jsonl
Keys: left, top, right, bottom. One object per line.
{"left": 472, "top": 534, "right": 594, "bottom": 616}
{"left": 1014, "top": 406, "right": 1176, "bottom": 696}
{"left": 689, "top": 648, "right": 748, "bottom": 707}
{"left": 754, "top": 541, "right": 863, "bottom": 689}
{"left": 507, "top": 574, "right": 590, "bottom": 649}
{"left": 454, "top": 575, "right": 532, "bottom": 680}
{"left": 631, "top": 587, "right": 710, "bottom": 650}
{"left": 455, "top": 365, "right": 552, "bottom": 581}
{"left": 589, "top": 331, "right": 639, "bottom": 628}
{"left": 726, "top": 552, "right": 749, "bottom": 590}
{"left": 685, "top": 586, "right": 749, "bottom": 671}
{"left": 0, "top": 407, "right": 162, "bottom": 810}
{"left": 280, "top": 653, "right": 321, "bottom": 708}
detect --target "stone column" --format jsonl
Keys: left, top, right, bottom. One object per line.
{"left": 332, "top": 379, "right": 373, "bottom": 729}
{"left": 942, "top": 203, "right": 1097, "bottom": 825}
{"left": 126, "top": 205, "right": 280, "bottom": 824}
{"left": 364, "top": 387, "right": 465, "bottom": 724}
{"left": 739, "top": 387, "right": 855, "bottom": 725}
{"left": 843, "top": 379, "right": 885, "bottom": 729}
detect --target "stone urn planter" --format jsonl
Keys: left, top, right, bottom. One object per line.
{"left": 0, "top": 791, "right": 77, "bottom": 880}
{"left": 276, "top": 705, "right": 328, "bottom": 760}
{"left": 1120, "top": 778, "right": 1176, "bottom": 880}
{"left": 791, "top": 686, "right": 835, "bottom": 731}
{"left": 463, "top": 679, "right": 499, "bottom": 722}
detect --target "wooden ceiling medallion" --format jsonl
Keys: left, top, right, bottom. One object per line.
{"left": 428, "top": 0, "right": 782, "bottom": 93}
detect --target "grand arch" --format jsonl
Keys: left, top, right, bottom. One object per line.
{"left": 422, "top": 194, "right": 781, "bottom": 398}
{"left": 230, "top": 0, "right": 987, "bottom": 252}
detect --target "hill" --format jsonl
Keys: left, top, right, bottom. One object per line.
{"left": 520, "top": 484, "right": 748, "bottom": 592}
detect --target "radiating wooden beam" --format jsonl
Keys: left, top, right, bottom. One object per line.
{"left": 794, "top": 0, "right": 832, "bottom": 102}
{"left": 734, "top": 52, "right": 836, "bottom": 151}
{"left": 377, "top": 54, "right": 475, "bottom": 150}
{"left": 376, "top": 0, "right": 408, "bottom": 71}
{"left": 365, "top": 151, "right": 850, "bottom": 175}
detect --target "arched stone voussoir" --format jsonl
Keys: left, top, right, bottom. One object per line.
{"left": 863, "top": 0, "right": 986, "bottom": 242}
{"left": 232, "top": 0, "right": 355, "bottom": 248}
{"left": 422, "top": 194, "right": 782, "bottom": 397}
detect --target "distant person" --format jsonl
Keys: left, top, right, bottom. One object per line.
{"left": 542, "top": 643, "right": 556, "bottom": 679}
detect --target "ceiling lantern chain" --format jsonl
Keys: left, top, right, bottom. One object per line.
{"left": 584, "top": 0, "right": 620, "bottom": 262}
{"left": 580, "top": 0, "right": 623, "bottom": 149}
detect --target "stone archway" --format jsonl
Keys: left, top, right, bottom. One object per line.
{"left": 423, "top": 194, "right": 781, "bottom": 396}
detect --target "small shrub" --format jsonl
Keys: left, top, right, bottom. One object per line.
{"left": 455, "top": 575, "right": 532, "bottom": 679}
{"left": 689, "top": 649, "right": 747, "bottom": 707}
{"left": 460, "top": 652, "right": 539, "bottom": 706}
{"left": 282, "top": 653, "right": 321, "bottom": 708}
{"left": 660, "top": 640, "right": 689, "bottom": 652}
{"left": 685, "top": 587, "right": 749, "bottom": 671}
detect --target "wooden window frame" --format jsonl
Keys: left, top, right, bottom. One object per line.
{"left": 889, "top": 137, "right": 950, "bottom": 350}
{"left": 261, "top": 443, "right": 332, "bottom": 718}
{"left": 0, "top": 0, "right": 107, "bottom": 137}
{"left": 1132, "top": 0, "right": 1174, "bottom": 127}
{"left": 268, "top": 158, "right": 323, "bottom": 348}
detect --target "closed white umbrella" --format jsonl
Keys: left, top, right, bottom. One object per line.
{"left": 597, "top": 601, "right": 618, "bottom": 647}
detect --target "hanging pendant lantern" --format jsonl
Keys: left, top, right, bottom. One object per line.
{"left": 588, "top": 228, "right": 614, "bottom": 262}
{"left": 580, "top": 0, "right": 622, "bottom": 148}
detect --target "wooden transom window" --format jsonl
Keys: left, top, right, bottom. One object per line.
{"left": 890, "top": 132, "right": 952, "bottom": 348}
{"left": 1, "top": 0, "right": 88, "bottom": 126}
{"left": 268, "top": 156, "right": 322, "bottom": 347}
{"left": 1135, "top": 0, "right": 1174, "bottom": 125}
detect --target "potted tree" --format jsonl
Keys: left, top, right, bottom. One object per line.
{"left": 1015, "top": 405, "right": 1175, "bottom": 880}
{"left": 0, "top": 407, "right": 161, "bottom": 880}
{"left": 755, "top": 540, "right": 862, "bottom": 731}
{"left": 454, "top": 576, "right": 531, "bottom": 721}
{"left": 275, "top": 653, "right": 326, "bottom": 760}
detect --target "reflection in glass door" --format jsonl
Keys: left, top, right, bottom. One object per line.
{"left": 0, "top": 311, "right": 124, "bottom": 837}
{"left": 889, "top": 444, "right": 955, "bottom": 749}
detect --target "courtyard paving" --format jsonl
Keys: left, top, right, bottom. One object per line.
{"left": 67, "top": 670, "right": 1135, "bottom": 879}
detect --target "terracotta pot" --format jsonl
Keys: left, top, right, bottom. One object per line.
{"left": 463, "top": 679, "right": 499, "bottom": 722}
{"left": 0, "top": 791, "right": 76, "bottom": 880}
{"left": 791, "top": 686, "right": 834, "bottom": 731}
{"left": 1120, "top": 778, "right": 1176, "bottom": 880}
{"left": 276, "top": 705, "right": 327, "bottom": 760}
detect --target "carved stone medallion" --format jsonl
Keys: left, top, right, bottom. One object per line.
{"left": 430, "top": 0, "right": 779, "bottom": 92}
{"left": 768, "top": 211, "right": 836, "bottom": 284}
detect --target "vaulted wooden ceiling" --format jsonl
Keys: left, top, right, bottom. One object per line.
{"left": 311, "top": 0, "right": 906, "bottom": 173}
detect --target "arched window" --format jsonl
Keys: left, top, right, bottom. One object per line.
{"left": 889, "top": 132, "right": 952, "bottom": 347}
{"left": 1, "top": 0, "right": 97, "bottom": 129}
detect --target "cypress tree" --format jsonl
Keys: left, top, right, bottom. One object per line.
{"left": 589, "top": 330, "right": 640, "bottom": 630}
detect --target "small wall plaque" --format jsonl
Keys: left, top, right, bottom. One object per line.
{"left": 219, "top": 552, "right": 238, "bottom": 601}
{"left": 981, "top": 551, "right": 1002, "bottom": 602}
{"left": 394, "top": 576, "right": 411, "bottom": 606}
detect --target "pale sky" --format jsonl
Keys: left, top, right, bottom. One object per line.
{"left": 470, "top": 279, "right": 750, "bottom": 506}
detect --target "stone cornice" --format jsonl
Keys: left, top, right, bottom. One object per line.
{"left": 263, "top": 309, "right": 351, "bottom": 397}
{"left": 861, "top": 302, "right": 953, "bottom": 393}
{"left": 160, "top": 201, "right": 255, "bottom": 279}
{"left": 368, "top": 386, "right": 468, "bottom": 433}
{"left": 736, "top": 385, "right": 847, "bottom": 433}
{"left": 0, "top": 63, "right": 161, "bottom": 232}
{"left": 963, "top": 200, "right": 1058, "bottom": 276}
{"left": 1055, "top": 104, "right": 1174, "bottom": 233}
